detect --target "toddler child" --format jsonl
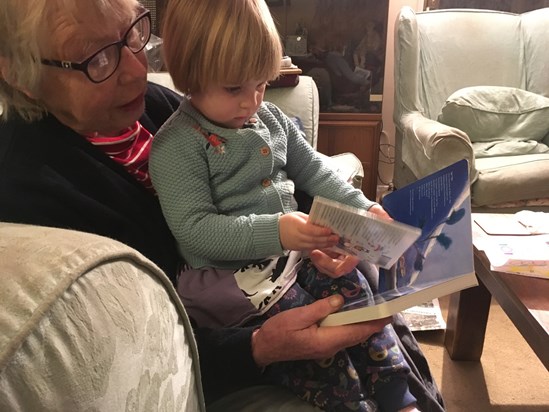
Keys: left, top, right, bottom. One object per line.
{"left": 151, "top": 1, "right": 419, "bottom": 411}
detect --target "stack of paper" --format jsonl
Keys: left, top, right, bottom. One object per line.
{"left": 473, "top": 213, "right": 549, "bottom": 279}
{"left": 515, "top": 210, "right": 549, "bottom": 234}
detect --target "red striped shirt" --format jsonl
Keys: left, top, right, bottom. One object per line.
{"left": 86, "top": 121, "right": 154, "bottom": 192}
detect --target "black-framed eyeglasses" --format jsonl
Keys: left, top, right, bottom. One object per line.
{"left": 41, "top": 10, "right": 151, "bottom": 83}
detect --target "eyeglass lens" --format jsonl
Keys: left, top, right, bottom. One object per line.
{"left": 87, "top": 13, "right": 150, "bottom": 82}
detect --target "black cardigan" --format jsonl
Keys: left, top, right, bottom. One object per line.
{"left": 0, "top": 82, "right": 264, "bottom": 402}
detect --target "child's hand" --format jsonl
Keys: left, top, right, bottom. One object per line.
{"left": 279, "top": 212, "right": 339, "bottom": 251}
{"left": 309, "top": 249, "right": 360, "bottom": 279}
{"left": 399, "top": 404, "right": 421, "bottom": 412}
{"left": 368, "top": 203, "right": 392, "bottom": 221}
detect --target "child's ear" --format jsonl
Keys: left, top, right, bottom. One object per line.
{"left": 0, "top": 56, "right": 36, "bottom": 99}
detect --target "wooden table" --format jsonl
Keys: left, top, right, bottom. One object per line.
{"left": 444, "top": 221, "right": 549, "bottom": 370}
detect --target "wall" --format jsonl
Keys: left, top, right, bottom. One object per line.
{"left": 379, "top": 0, "right": 424, "bottom": 186}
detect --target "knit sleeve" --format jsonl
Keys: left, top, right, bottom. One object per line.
{"left": 263, "top": 103, "right": 377, "bottom": 211}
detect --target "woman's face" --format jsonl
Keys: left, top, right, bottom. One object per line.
{"left": 37, "top": 3, "right": 148, "bottom": 136}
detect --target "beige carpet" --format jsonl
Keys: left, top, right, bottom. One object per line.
{"left": 415, "top": 295, "right": 549, "bottom": 411}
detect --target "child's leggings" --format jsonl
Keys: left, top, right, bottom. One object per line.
{"left": 263, "top": 258, "right": 413, "bottom": 412}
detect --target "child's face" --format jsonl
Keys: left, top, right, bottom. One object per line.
{"left": 190, "top": 79, "right": 268, "bottom": 129}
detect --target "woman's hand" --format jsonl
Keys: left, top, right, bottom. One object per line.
{"left": 278, "top": 212, "right": 339, "bottom": 251}
{"left": 251, "top": 294, "right": 390, "bottom": 367}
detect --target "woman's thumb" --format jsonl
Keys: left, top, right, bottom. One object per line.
{"left": 293, "top": 294, "right": 345, "bottom": 326}
{"left": 327, "top": 294, "right": 344, "bottom": 310}
{"left": 313, "top": 294, "right": 344, "bottom": 319}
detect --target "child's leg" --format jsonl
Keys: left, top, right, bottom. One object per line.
{"left": 263, "top": 282, "right": 376, "bottom": 411}
{"left": 298, "top": 259, "right": 416, "bottom": 411}
{"left": 346, "top": 325, "right": 416, "bottom": 411}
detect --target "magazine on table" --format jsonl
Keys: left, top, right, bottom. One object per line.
{"left": 316, "top": 159, "right": 478, "bottom": 326}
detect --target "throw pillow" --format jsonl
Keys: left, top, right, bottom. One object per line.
{"left": 438, "top": 86, "right": 549, "bottom": 143}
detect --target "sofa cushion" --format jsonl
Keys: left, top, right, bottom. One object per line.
{"left": 438, "top": 86, "right": 549, "bottom": 157}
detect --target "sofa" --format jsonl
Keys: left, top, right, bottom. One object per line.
{"left": 393, "top": 7, "right": 549, "bottom": 210}
{"left": 0, "top": 76, "right": 331, "bottom": 411}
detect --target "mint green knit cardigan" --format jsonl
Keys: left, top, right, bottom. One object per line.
{"left": 150, "top": 98, "right": 375, "bottom": 269}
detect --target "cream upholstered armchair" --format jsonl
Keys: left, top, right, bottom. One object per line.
{"left": 393, "top": 6, "right": 549, "bottom": 210}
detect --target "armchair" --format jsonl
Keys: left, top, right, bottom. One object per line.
{"left": 393, "top": 7, "right": 549, "bottom": 210}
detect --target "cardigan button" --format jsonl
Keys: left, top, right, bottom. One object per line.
{"left": 261, "top": 178, "right": 271, "bottom": 187}
{"left": 260, "top": 146, "right": 270, "bottom": 156}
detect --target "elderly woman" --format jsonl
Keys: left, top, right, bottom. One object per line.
{"left": 0, "top": 0, "right": 444, "bottom": 410}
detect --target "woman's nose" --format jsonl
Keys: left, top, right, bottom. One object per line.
{"left": 118, "top": 47, "right": 148, "bottom": 84}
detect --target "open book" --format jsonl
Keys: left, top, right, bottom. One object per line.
{"left": 317, "top": 159, "right": 478, "bottom": 326}
{"left": 309, "top": 197, "right": 421, "bottom": 269}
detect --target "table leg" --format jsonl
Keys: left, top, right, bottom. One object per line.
{"left": 444, "top": 280, "right": 492, "bottom": 360}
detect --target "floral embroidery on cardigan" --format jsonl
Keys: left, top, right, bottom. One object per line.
{"left": 193, "top": 124, "right": 226, "bottom": 154}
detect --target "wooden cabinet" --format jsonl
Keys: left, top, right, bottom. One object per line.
{"left": 316, "top": 113, "right": 381, "bottom": 201}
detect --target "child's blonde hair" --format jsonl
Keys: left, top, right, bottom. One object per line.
{"left": 162, "top": 0, "right": 282, "bottom": 94}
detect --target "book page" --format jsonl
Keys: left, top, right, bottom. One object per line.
{"left": 309, "top": 196, "right": 421, "bottom": 269}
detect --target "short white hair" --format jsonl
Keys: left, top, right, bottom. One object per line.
{"left": 0, "top": 0, "right": 139, "bottom": 121}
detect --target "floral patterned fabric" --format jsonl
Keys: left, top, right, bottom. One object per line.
{"left": 0, "top": 223, "right": 205, "bottom": 411}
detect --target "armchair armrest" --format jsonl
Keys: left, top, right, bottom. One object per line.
{"left": 398, "top": 112, "right": 478, "bottom": 183}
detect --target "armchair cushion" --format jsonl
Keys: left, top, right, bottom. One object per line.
{"left": 438, "top": 86, "right": 549, "bottom": 157}
{"left": 474, "top": 153, "right": 549, "bottom": 206}
{"left": 0, "top": 223, "right": 205, "bottom": 411}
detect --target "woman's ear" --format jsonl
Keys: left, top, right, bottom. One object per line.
{"left": 0, "top": 56, "right": 36, "bottom": 99}
{"left": 0, "top": 56, "right": 9, "bottom": 82}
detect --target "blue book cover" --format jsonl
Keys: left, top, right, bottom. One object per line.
{"left": 321, "top": 159, "right": 477, "bottom": 326}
